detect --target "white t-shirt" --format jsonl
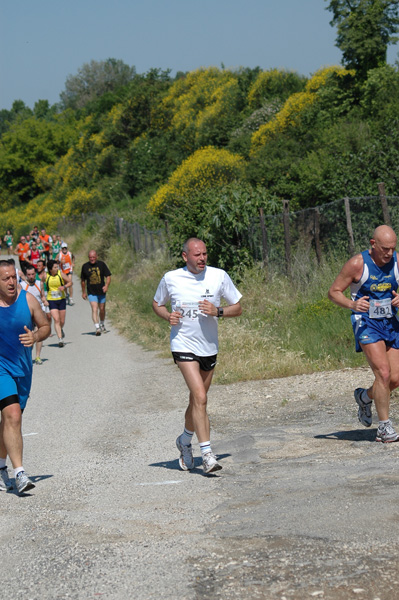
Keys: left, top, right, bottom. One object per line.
{"left": 154, "top": 266, "right": 242, "bottom": 356}
{"left": 23, "top": 281, "right": 44, "bottom": 310}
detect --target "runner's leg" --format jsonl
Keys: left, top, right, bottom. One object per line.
{"left": 0, "top": 404, "right": 23, "bottom": 469}
{"left": 177, "top": 361, "right": 214, "bottom": 443}
{"left": 51, "top": 308, "right": 62, "bottom": 339}
{"left": 90, "top": 301, "right": 99, "bottom": 325}
{"left": 361, "top": 341, "right": 391, "bottom": 420}
{"left": 99, "top": 301, "right": 106, "bottom": 322}
{"left": 59, "top": 308, "right": 66, "bottom": 330}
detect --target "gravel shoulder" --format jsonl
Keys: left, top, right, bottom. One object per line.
{"left": 1, "top": 280, "right": 399, "bottom": 599}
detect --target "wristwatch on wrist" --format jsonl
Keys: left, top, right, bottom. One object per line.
{"left": 217, "top": 307, "right": 224, "bottom": 318}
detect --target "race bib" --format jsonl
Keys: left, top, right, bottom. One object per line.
{"left": 369, "top": 297, "right": 393, "bottom": 319}
{"left": 175, "top": 301, "right": 200, "bottom": 320}
{"left": 50, "top": 290, "right": 62, "bottom": 300}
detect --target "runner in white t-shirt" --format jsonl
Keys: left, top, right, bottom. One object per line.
{"left": 153, "top": 237, "right": 242, "bottom": 473}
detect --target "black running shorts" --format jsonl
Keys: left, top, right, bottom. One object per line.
{"left": 172, "top": 352, "right": 217, "bottom": 372}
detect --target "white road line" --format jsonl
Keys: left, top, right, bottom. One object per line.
{"left": 137, "top": 480, "right": 183, "bottom": 486}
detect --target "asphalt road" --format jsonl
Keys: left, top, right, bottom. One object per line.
{"left": 1, "top": 278, "right": 399, "bottom": 599}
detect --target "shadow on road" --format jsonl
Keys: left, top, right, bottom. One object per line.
{"left": 149, "top": 453, "right": 230, "bottom": 476}
{"left": 314, "top": 428, "right": 377, "bottom": 442}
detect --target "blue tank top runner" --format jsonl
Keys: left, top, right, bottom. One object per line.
{"left": 351, "top": 250, "right": 399, "bottom": 318}
{"left": 0, "top": 290, "right": 33, "bottom": 378}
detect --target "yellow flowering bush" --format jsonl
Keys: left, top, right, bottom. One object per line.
{"left": 251, "top": 66, "right": 355, "bottom": 153}
{"left": 248, "top": 69, "right": 306, "bottom": 109}
{"left": 1, "top": 194, "right": 60, "bottom": 236}
{"left": 159, "top": 67, "right": 241, "bottom": 149}
{"left": 148, "top": 146, "right": 245, "bottom": 214}
{"left": 63, "top": 188, "right": 100, "bottom": 216}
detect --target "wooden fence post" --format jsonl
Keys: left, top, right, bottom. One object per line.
{"left": 314, "top": 207, "right": 322, "bottom": 265}
{"left": 259, "top": 207, "right": 269, "bottom": 271}
{"left": 378, "top": 182, "right": 391, "bottom": 226}
{"left": 282, "top": 199, "right": 292, "bottom": 278}
{"left": 344, "top": 197, "right": 355, "bottom": 255}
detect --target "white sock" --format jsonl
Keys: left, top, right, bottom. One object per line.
{"left": 199, "top": 441, "right": 212, "bottom": 457}
{"left": 100, "top": 321, "right": 104, "bottom": 326}
{"left": 14, "top": 467, "right": 24, "bottom": 478}
{"left": 95, "top": 323, "right": 100, "bottom": 329}
{"left": 0, "top": 458, "right": 6, "bottom": 469}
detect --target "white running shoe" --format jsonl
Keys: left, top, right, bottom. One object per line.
{"left": 15, "top": 471, "right": 35, "bottom": 494}
{"left": 202, "top": 452, "right": 222, "bottom": 474}
{"left": 176, "top": 435, "right": 194, "bottom": 470}
{"left": 376, "top": 420, "right": 399, "bottom": 443}
{"left": 0, "top": 467, "right": 12, "bottom": 491}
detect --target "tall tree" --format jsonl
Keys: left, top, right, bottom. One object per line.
{"left": 60, "top": 58, "right": 136, "bottom": 110}
{"left": 326, "top": 0, "right": 399, "bottom": 80}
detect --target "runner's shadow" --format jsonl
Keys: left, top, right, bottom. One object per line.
{"left": 30, "top": 474, "right": 53, "bottom": 483}
{"left": 11, "top": 474, "right": 53, "bottom": 497}
{"left": 150, "top": 453, "right": 230, "bottom": 477}
{"left": 47, "top": 342, "right": 71, "bottom": 348}
{"left": 315, "top": 429, "right": 377, "bottom": 442}
{"left": 81, "top": 332, "right": 100, "bottom": 336}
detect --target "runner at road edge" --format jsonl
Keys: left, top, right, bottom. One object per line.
{"left": 328, "top": 225, "right": 399, "bottom": 442}
{"left": 153, "top": 237, "right": 242, "bottom": 473}
{"left": 0, "top": 259, "right": 50, "bottom": 493}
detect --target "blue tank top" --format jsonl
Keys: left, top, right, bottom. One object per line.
{"left": 350, "top": 250, "right": 399, "bottom": 315}
{"left": 0, "top": 290, "right": 33, "bottom": 378}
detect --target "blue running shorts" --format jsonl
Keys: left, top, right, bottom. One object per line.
{"left": 351, "top": 314, "right": 399, "bottom": 353}
{"left": 88, "top": 294, "right": 106, "bottom": 304}
{"left": 0, "top": 367, "right": 32, "bottom": 410}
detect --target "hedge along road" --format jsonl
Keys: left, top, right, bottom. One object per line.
{"left": 2, "top": 277, "right": 399, "bottom": 599}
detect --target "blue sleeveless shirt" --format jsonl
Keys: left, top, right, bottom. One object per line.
{"left": 350, "top": 250, "right": 399, "bottom": 316}
{"left": 0, "top": 290, "right": 33, "bottom": 378}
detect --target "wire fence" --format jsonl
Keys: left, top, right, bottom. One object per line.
{"left": 60, "top": 184, "right": 399, "bottom": 272}
{"left": 60, "top": 213, "right": 168, "bottom": 255}
{"left": 252, "top": 187, "right": 399, "bottom": 275}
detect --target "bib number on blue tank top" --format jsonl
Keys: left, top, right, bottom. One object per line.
{"left": 369, "top": 297, "right": 393, "bottom": 319}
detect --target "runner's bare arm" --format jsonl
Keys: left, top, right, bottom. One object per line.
{"left": 102, "top": 275, "right": 111, "bottom": 293}
{"left": 20, "top": 294, "right": 51, "bottom": 347}
{"left": 60, "top": 272, "right": 72, "bottom": 289}
{"left": 39, "top": 281, "right": 48, "bottom": 305}
{"left": 198, "top": 299, "right": 242, "bottom": 317}
{"left": 328, "top": 253, "right": 369, "bottom": 312}
{"left": 81, "top": 278, "right": 87, "bottom": 299}
{"left": 152, "top": 300, "right": 181, "bottom": 326}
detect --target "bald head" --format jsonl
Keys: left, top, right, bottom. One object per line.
{"left": 370, "top": 225, "right": 397, "bottom": 266}
{"left": 372, "top": 225, "right": 397, "bottom": 246}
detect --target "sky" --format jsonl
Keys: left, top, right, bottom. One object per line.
{"left": 1, "top": 0, "right": 399, "bottom": 111}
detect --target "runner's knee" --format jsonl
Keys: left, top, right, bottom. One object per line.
{"left": 190, "top": 392, "right": 208, "bottom": 408}
{"left": 373, "top": 365, "right": 391, "bottom": 386}
{"left": 1, "top": 402, "right": 22, "bottom": 426}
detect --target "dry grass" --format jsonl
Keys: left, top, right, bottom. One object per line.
{"left": 68, "top": 221, "right": 367, "bottom": 384}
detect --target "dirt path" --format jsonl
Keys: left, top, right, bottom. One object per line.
{"left": 1, "top": 279, "right": 398, "bottom": 599}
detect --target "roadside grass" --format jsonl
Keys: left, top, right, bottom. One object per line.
{"left": 66, "top": 220, "right": 367, "bottom": 384}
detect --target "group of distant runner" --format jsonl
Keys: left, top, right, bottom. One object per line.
{"left": 0, "top": 230, "right": 112, "bottom": 493}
